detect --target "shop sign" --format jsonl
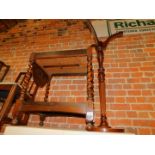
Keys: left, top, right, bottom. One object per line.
{"left": 108, "top": 19, "right": 155, "bottom": 35}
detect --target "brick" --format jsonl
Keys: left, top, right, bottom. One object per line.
{"left": 127, "top": 78, "right": 140, "bottom": 83}
{"left": 56, "top": 80, "right": 72, "bottom": 85}
{"left": 110, "top": 119, "right": 132, "bottom": 126}
{"left": 131, "top": 72, "right": 143, "bottom": 77}
{"left": 75, "top": 97, "right": 86, "bottom": 103}
{"left": 106, "top": 97, "right": 114, "bottom": 103}
{"left": 69, "top": 124, "right": 85, "bottom": 130}
{"left": 131, "top": 104, "right": 154, "bottom": 111}
{"left": 137, "top": 128, "right": 152, "bottom": 135}
{"left": 138, "top": 112, "right": 149, "bottom": 118}
{"left": 115, "top": 111, "right": 127, "bottom": 117}
{"left": 67, "top": 118, "right": 85, "bottom": 124}
{"left": 52, "top": 86, "right": 60, "bottom": 90}
{"left": 140, "top": 78, "right": 151, "bottom": 83}
{"left": 133, "top": 120, "right": 155, "bottom": 127}
{"left": 115, "top": 97, "right": 125, "bottom": 103}
{"left": 126, "top": 97, "right": 136, "bottom": 103}
{"left": 133, "top": 84, "right": 146, "bottom": 89}
{"left": 66, "top": 97, "right": 76, "bottom": 103}
{"left": 53, "top": 91, "right": 71, "bottom": 96}
{"left": 123, "top": 84, "right": 132, "bottom": 89}
{"left": 118, "top": 62, "right": 128, "bottom": 67}
{"left": 151, "top": 78, "right": 155, "bottom": 82}
{"left": 108, "top": 79, "right": 125, "bottom": 83}
{"left": 149, "top": 52, "right": 155, "bottom": 56}
{"left": 108, "top": 90, "right": 126, "bottom": 96}
{"left": 141, "top": 90, "right": 152, "bottom": 96}
{"left": 52, "top": 117, "right": 67, "bottom": 123}
{"left": 132, "top": 57, "right": 146, "bottom": 62}
{"left": 106, "top": 111, "right": 115, "bottom": 117}
{"left": 144, "top": 47, "right": 155, "bottom": 53}
{"left": 123, "top": 67, "right": 139, "bottom": 72}
{"left": 146, "top": 97, "right": 155, "bottom": 103}
{"left": 113, "top": 73, "right": 130, "bottom": 78}
{"left": 147, "top": 84, "right": 155, "bottom": 89}
{"left": 106, "top": 84, "right": 113, "bottom": 89}
{"left": 127, "top": 111, "right": 137, "bottom": 118}
{"left": 106, "top": 68, "right": 124, "bottom": 73}
{"left": 129, "top": 62, "right": 141, "bottom": 67}
{"left": 69, "top": 85, "right": 77, "bottom": 90}
{"left": 150, "top": 112, "right": 155, "bottom": 118}
{"left": 140, "top": 67, "right": 155, "bottom": 71}
{"left": 72, "top": 80, "right": 86, "bottom": 84}
{"left": 136, "top": 97, "right": 146, "bottom": 103}
{"left": 110, "top": 104, "right": 130, "bottom": 110}
{"left": 30, "top": 115, "right": 40, "bottom": 122}
{"left": 71, "top": 91, "right": 87, "bottom": 96}
{"left": 77, "top": 85, "right": 86, "bottom": 90}
{"left": 151, "top": 129, "right": 155, "bottom": 135}
{"left": 142, "top": 62, "right": 155, "bottom": 66}
{"left": 128, "top": 90, "right": 141, "bottom": 96}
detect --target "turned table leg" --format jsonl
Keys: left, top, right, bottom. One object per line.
{"left": 39, "top": 77, "right": 51, "bottom": 126}
{"left": 86, "top": 47, "right": 94, "bottom": 130}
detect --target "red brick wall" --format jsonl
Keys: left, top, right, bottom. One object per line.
{"left": 0, "top": 19, "right": 155, "bottom": 134}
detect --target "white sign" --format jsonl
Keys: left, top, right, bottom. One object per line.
{"left": 108, "top": 19, "right": 155, "bottom": 35}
